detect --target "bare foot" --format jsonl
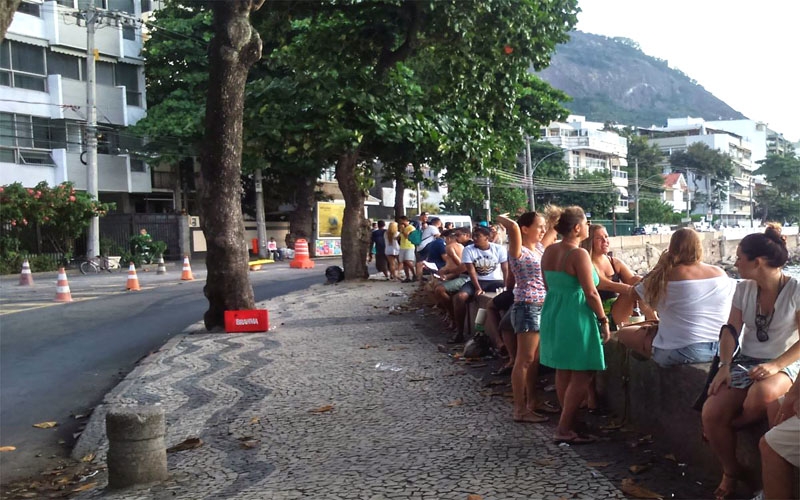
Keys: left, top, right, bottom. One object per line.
{"left": 513, "top": 410, "right": 548, "bottom": 423}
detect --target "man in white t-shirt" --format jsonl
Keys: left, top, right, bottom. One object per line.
{"left": 449, "top": 225, "right": 508, "bottom": 343}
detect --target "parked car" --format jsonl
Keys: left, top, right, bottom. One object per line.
{"left": 632, "top": 227, "right": 647, "bottom": 235}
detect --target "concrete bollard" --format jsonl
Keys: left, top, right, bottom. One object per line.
{"left": 106, "top": 406, "right": 168, "bottom": 489}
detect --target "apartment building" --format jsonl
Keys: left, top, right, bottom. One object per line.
{"left": 539, "top": 115, "right": 630, "bottom": 213}
{"left": 1, "top": 0, "right": 154, "bottom": 213}
{"left": 639, "top": 117, "right": 755, "bottom": 227}
{"left": 705, "top": 118, "right": 794, "bottom": 163}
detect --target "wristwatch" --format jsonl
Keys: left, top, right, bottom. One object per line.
{"left": 597, "top": 316, "right": 609, "bottom": 325}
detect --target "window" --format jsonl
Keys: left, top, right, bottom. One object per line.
{"left": 106, "top": 0, "right": 134, "bottom": 13}
{"left": 47, "top": 52, "right": 81, "bottom": 80}
{"left": 0, "top": 112, "right": 56, "bottom": 165}
{"left": 17, "top": 1, "right": 41, "bottom": 17}
{"left": 0, "top": 40, "right": 47, "bottom": 91}
{"left": 114, "top": 63, "right": 141, "bottom": 106}
{"left": 122, "top": 25, "right": 136, "bottom": 41}
{"left": 56, "top": 0, "right": 76, "bottom": 7}
{"left": 130, "top": 158, "right": 146, "bottom": 172}
{"left": 96, "top": 61, "right": 114, "bottom": 86}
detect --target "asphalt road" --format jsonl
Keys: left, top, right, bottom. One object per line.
{"left": 0, "top": 260, "right": 335, "bottom": 484}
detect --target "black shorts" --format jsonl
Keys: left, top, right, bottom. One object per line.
{"left": 492, "top": 289, "right": 514, "bottom": 311}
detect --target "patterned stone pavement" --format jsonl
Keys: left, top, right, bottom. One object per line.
{"left": 73, "top": 280, "right": 625, "bottom": 500}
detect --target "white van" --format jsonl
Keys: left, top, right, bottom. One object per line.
{"left": 434, "top": 214, "right": 473, "bottom": 230}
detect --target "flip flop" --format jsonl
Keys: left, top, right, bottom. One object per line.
{"left": 535, "top": 401, "right": 562, "bottom": 414}
{"left": 514, "top": 411, "right": 548, "bottom": 424}
{"left": 554, "top": 433, "right": 597, "bottom": 445}
{"left": 491, "top": 365, "right": 513, "bottom": 376}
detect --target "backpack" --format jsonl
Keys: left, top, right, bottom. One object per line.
{"left": 324, "top": 265, "right": 345, "bottom": 284}
{"left": 407, "top": 229, "right": 422, "bottom": 246}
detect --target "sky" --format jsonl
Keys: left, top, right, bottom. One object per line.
{"left": 576, "top": 0, "right": 799, "bottom": 143}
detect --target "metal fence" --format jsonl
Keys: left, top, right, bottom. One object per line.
{"left": 99, "top": 214, "right": 182, "bottom": 261}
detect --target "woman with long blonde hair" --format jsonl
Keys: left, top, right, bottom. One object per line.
{"left": 384, "top": 221, "right": 400, "bottom": 280}
{"left": 617, "top": 228, "right": 734, "bottom": 365}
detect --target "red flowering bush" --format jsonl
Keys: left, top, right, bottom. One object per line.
{"left": 0, "top": 181, "right": 114, "bottom": 271}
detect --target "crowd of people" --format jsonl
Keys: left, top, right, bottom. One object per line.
{"left": 369, "top": 209, "right": 799, "bottom": 500}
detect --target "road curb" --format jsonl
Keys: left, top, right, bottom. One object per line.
{"left": 70, "top": 330, "right": 193, "bottom": 462}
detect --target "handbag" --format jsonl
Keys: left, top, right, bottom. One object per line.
{"left": 692, "top": 324, "right": 740, "bottom": 411}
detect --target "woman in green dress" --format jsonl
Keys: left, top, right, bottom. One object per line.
{"left": 540, "top": 206, "right": 611, "bottom": 444}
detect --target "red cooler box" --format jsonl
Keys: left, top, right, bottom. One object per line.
{"left": 224, "top": 309, "right": 269, "bottom": 333}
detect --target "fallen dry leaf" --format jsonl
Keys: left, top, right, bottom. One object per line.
{"left": 484, "top": 380, "right": 508, "bottom": 387}
{"left": 309, "top": 405, "right": 334, "bottom": 414}
{"left": 467, "top": 363, "right": 487, "bottom": 368}
{"left": 467, "top": 495, "right": 483, "bottom": 500}
{"left": 71, "top": 482, "right": 97, "bottom": 493}
{"left": 620, "top": 478, "right": 663, "bottom": 499}
{"left": 446, "top": 399, "right": 464, "bottom": 407}
{"left": 240, "top": 439, "right": 260, "bottom": 449}
{"left": 32, "top": 421, "right": 57, "bottom": 429}
{"left": 664, "top": 453, "right": 677, "bottom": 462}
{"left": 587, "top": 461, "right": 611, "bottom": 468}
{"left": 249, "top": 417, "right": 260, "bottom": 424}
{"left": 629, "top": 463, "right": 652, "bottom": 475}
{"left": 359, "top": 344, "right": 376, "bottom": 349}
{"left": 166, "top": 437, "right": 203, "bottom": 453}
{"left": 81, "top": 453, "right": 95, "bottom": 463}
{"left": 533, "top": 459, "right": 552, "bottom": 466}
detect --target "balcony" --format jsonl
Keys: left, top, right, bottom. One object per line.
{"left": 53, "top": 76, "right": 127, "bottom": 125}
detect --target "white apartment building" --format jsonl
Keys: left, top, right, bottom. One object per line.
{"left": 539, "top": 115, "right": 630, "bottom": 213}
{"left": 705, "top": 119, "right": 793, "bottom": 164}
{"left": 1, "top": 0, "right": 152, "bottom": 212}
{"left": 639, "top": 117, "right": 755, "bottom": 227}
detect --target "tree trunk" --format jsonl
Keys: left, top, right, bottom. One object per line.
{"left": 394, "top": 173, "right": 406, "bottom": 218}
{"left": 0, "top": 0, "right": 21, "bottom": 41}
{"left": 336, "top": 152, "right": 369, "bottom": 280}
{"left": 290, "top": 178, "right": 315, "bottom": 256}
{"left": 199, "top": 1, "right": 263, "bottom": 331}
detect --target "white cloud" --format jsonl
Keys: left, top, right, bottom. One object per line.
{"left": 576, "top": 0, "right": 799, "bottom": 142}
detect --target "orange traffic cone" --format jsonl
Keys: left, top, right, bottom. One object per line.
{"left": 180, "top": 256, "right": 194, "bottom": 281}
{"left": 54, "top": 267, "right": 72, "bottom": 302}
{"left": 19, "top": 259, "right": 34, "bottom": 286}
{"left": 126, "top": 262, "right": 141, "bottom": 291}
{"left": 289, "top": 239, "right": 315, "bottom": 269}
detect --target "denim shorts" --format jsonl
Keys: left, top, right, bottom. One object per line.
{"left": 730, "top": 354, "right": 800, "bottom": 389}
{"left": 511, "top": 302, "right": 542, "bottom": 334}
{"left": 651, "top": 341, "right": 718, "bottom": 367}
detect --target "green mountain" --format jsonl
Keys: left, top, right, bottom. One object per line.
{"left": 537, "top": 31, "right": 747, "bottom": 127}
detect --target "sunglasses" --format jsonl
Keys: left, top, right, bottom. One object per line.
{"left": 755, "top": 313, "right": 770, "bottom": 342}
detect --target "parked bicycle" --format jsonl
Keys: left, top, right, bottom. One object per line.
{"left": 78, "top": 255, "right": 122, "bottom": 274}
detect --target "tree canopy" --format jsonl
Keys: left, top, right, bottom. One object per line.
{"left": 753, "top": 153, "right": 800, "bottom": 224}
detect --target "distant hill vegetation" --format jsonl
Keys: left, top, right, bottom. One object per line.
{"left": 537, "top": 31, "right": 747, "bottom": 127}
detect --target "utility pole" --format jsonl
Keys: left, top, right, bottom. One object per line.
{"left": 485, "top": 179, "right": 491, "bottom": 224}
{"left": 254, "top": 169, "right": 267, "bottom": 258}
{"left": 634, "top": 158, "right": 639, "bottom": 228}
{"left": 749, "top": 176, "right": 754, "bottom": 227}
{"left": 85, "top": 9, "right": 100, "bottom": 258}
{"left": 524, "top": 135, "right": 534, "bottom": 211}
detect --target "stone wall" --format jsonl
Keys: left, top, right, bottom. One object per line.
{"left": 606, "top": 230, "right": 800, "bottom": 275}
